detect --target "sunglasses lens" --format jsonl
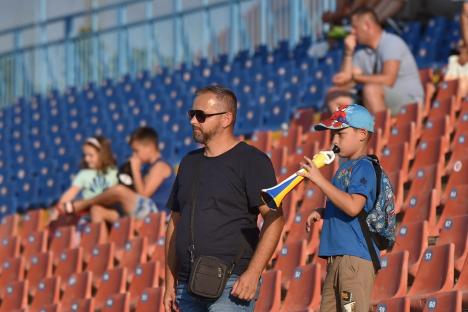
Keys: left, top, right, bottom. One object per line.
{"left": 188, "top": 110, "right": 206, "bottom": 123}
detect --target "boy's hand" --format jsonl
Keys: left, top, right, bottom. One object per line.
{"left": 130, "top": 155, "right": 142, "bottom": 171}
{"left": 298, "top": 156, "right": 324, "bottom": 185}
{"left": 305, "top": 208, "right": 323, "bottom": 232}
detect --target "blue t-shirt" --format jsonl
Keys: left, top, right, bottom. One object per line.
{"left": 141, "top": 159, "right": 176, "bottom": 212}
{"left": 318, "top": 157, "right": 379, "bottom": 262}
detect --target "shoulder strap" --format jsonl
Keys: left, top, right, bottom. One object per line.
{"left": 357, "top": 155, "right": 382, "bottom": 272}
{"left": 189, "top": 154, "right": 202, "bottom": 263}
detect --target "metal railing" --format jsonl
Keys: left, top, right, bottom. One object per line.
{"left": 0, "top": 0, "right": 335, "bottom": 107}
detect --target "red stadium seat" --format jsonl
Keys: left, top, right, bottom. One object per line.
{"left": 279, "top": 262, "right": 321, "bottom": 312}
{"left": 393, "top": 103, "right": 423, "bottom": 135}
{"left": 20, "top": 210, "right": 43, "bottom": 238}
{"left": 391, "top": 221, "right": 428, "bottom": 276}
{"left": 0, "top": 214, "right": 19, "bottom": 237}
{"left": 30, "top": 276, "right": 61, "bottom": 310}
{"left": 276, "top": 125, "right": 304, "bottom": 155}
{"left": 0, "top": 257, "right": 25, "bottom": 289}
{"left": 273, "top": 240, "right": 308, "bottom": 289}
{"left": 371, "top": 251, "right": 409, "bottom": 303}
{"left": 86, "top": 243, "right": 115, "bottom": 280}
{"left": 128, "top": 261, "right": 160, "bottom": 305}
{"left": 255, "top": 270, "right": 282, "bottom": 312}
{"left": 442, "top": 159, "right": 468, "bottom": 204}
{"left": 400, "top": 188, "right": 439, "bottom": 236}
{"left": 249, "top": 131, "right": 273, "bottom": 153}
{"left": 437, "top": 215, "right": 468, "bottom": 272}
{"left": 61, "top": 272, "right": 93, "bottom": 306}
{"left": 135, "top": 287, "right": 165, "bottom": 312}
{"left": 61, "top": 298, "right": 94, "bottom": 312}
{"left": 109, "top": 217, "right": 135, "bottom": 256}
{"left": 101, "top": 292, "right": 130, "bottom": 312}
{"left": 408, "top": 137, "right": 448, "bottom": 180}
{"left": 138, "top": 211, "right": 166, "bottom": 256}
{"left": 420, "top": 115, "right": 452, "bottom": 141}
{"left": 21, "top": 230, "right": 48, "bottom": 258}
{"left": 0, "top": 280, "right": 28, "bottom": 312}
{"left": 388, "top": 121, "right": 419, "bottom": 159}
{"left": 422, "top": 290, "right": 462, "bottom": 312}
{"left": 408, "top": 244, "right": 455, "bottom": 308}
{"left": 149, "top": 238, "right": 165, "bottom": 281}
{"left": 94, "top": 267, "right": 127, "bottom": 309}
{"left": 284, "top": 209, "right": 321, "bottom": 254}
{"left": 380, "top": 142, "right": 410, "bottom": 181}
{"left": 0, "top": 236, "right": 20, "bottom": 264}
{"left": 79, "top": 222, "right": 108, "bottom": 258}
{"left": 300, "top": 128, "right": 331, "bottom": 151}
{"left": 25, "top": 251, "right": 53, "bottom": 291}
{"left": 54, "top": 247, "right": 83, "bottom": 281}
{"left": 49, "top": 225, "right": 77, "bottom": 256}
{"left": 373, "top": 296, "right": 410, "bottom": 312}
{"left": 119, "top": 237, "right": 148, "bottom": 275}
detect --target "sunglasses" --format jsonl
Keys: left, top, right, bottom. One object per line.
{"left": 188, "top": 109, "right": 227, "bottom": 123}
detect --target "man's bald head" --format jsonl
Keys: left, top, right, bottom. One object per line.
{"left": 351, "top": 7, "right": 381, "bottom": 28}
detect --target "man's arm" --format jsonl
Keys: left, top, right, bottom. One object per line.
{"left": 164, "top": 212, "right": 180, "bottom": 312}
{"left": 231, "top": 205, "right": 284, "bottom": 300}
{"left": 333, "top": 35, "right": 358, "bottom": 86}
{"left": 353, "top": 59, "right": 400, "bottom": 87}
{"left": 462, "top": 3, "right": 468, "bottom": 48}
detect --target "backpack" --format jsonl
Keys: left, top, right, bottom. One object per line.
{"left": 361, "top": 155, "right": 396, "bottom": 249}
{"left": 344, "top": 155, "right": 396, "bottom": 271}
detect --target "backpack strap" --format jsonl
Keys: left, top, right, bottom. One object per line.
{"left": 357, "top": 155, "right": 382, "bottom": 272}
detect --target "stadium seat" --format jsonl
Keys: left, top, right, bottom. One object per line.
{"left": 0, "top": 236, "right": 20, "bottom": 263}
{"left": 0, "top": 214, "right": 19, "bottom": 237}
{"left": 61, "top": 272, "right": 93, "bottom": 306}
{"left": 422, "top": 290, "right": 462, "bottom": 312}
{"left": 391, "top": 221, "right": 428, "bottom": 276}
{"left": 373, "top": 296, "right": 410, "bottom": 312}
{"left": 25, "top": 251, "right": 53, "bottom": 291}
{"left": 437, "top": 215, "right": 467, "bottom": 272}
{"left": 19, "top": 209, "right": 43, "bottom": 237}
{"left": 273, "top": 239, "right": 308, "bottom": 289}
{"left": 119, "top": 237, "right": 148, "bottom": 276}
{"left": 249, "top": 131, "right": 273, "bottom": 153}
{"left": 78, "top": 222, "right": 108, "bottom": 258}
{"left": 408, "top": 243, "right": 455, "bottom": 306}
{"left": 387, "top": 121, "right": 419, "bottom": 160}
{"left": 61, "top": 298, "right": 94, "bottom": 312}
{"left": 420, "top": 115, "right": 452, "bottom": 141}
{"left": 94, "top": 267, "right": 127, "bottom": 309}
{"left": 454, "top": 257, "right": 468, "bottom": 307}
{"left": 437, "top": 185, "right": 468, "bottom": 229}
{"left": 54, "top": 247, "right": 83, "bottom": 281}
{"left": 380, "top": 142, "right": 410, "bottom": 181}
{"left": 0, "top": 257, "right": 25, "bottom": 289}
{"left": 371, "top": 251, "right": 409, "bottom": 303}
{"left": 393, "top": 103, "right": 423, "bottom": 134}
{"left": 285, "top": 208, "right": 321, "bottom": 254}
{"left": 276, "top": 125, "right": 304, "bottom": 155}
{"left": 86, "top": 243, "right": 115, "bottom": 280}
{"left": 138, "top": 212, "right": 166, "bottom": 256}
{"left": 128, "top": 261, "right": 160, "bottom": 305}
{"left": 267, "top": 146, "right": 288, "bottom": 175}
{"left": 404, "top": 162, "right": 443, "bottom": 210}
{"left": 135, "top": 287, "right": 165, "bottom": 312}
{"left": 442, "top": 159, "right": 468, "bottom": 203}
{"left": 109, "top": 217, "right": 135, "bottom": 255}
{"left": 21, "top": 229, "right": 48, "bottom": 258}
{"left": 29, "top": 276, "right": 61, "bottom": 310}
{"left": 0, "top": 280, "right": 28, "bottom": 312}
{"left": 446, "top": 130, "right": 468, "bottom": 174}
{"left": 408, "top": 137, "right": 448, "bottom": 180}
{"left": 255, "top": 270, "right": 282, "bottom": 312}
{"left": 149, "top": 237, "right": 165, "bottom": 281}
{"left": 101, "top": 292, "right": 130, "bottom": 312}
{"left": 279, "top": 262, "right": 321, "bottom": 312}
{"left": 49, "top": 225, "right": 77, "bottom": 256}
{"left": 400, "top": 188, "right": 439, "bottom": 236}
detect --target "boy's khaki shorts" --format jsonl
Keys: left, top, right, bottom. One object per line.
{"left": 320, "top": 255, "right": 375, "bottom": 312}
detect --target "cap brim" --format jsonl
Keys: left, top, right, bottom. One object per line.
{"left": 313, "top": 122, "right": 349, "bottom": 131}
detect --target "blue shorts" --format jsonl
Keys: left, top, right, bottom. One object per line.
{"left": 131, "top": 196, "right": 158, "bottom": 219}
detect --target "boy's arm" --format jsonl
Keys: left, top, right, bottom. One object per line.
{"left": 298, "top": 157, "right": 366, "bottom": 217}
{"left": 131, "top": 158, "right": 171, "bottom": 198}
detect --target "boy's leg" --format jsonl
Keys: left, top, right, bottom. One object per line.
{"left": 320, "top": 258, "right": 340, "bottom": 312}
{"left": 90, "top": 205, "right": 120, "bottom": 223}
{"left": 337, "top": 255, "right": 375, "bottom": 312}
{"left": 73, "top": 185, "right": 138, "bottom": 214}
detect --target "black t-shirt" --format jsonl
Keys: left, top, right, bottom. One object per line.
{"left": 167, "top": 142, "right": 277, "bottom": 281}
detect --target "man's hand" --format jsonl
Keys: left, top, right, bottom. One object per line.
{"left": 344, "top": 34, "right": 357, "bottom": 54}
{"left": 231, "top": 270, "right": 261, "bottom": 301}
{"left": 332, "top": 72, "right": 351, "bottom": 86}
{"left": 163, "top": 287, "right": 178, "bottom": 312}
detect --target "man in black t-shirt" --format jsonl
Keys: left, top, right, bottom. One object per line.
{"left": 164, "top": 86, "right": 284, "bottom": 312}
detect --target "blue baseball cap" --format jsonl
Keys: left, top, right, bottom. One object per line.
{"left": 314, "top": 104, "right": 375, "bottom": 133}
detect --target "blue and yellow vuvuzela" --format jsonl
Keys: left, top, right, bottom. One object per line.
{"left": 261, "top": 145, "right": 340, "bottom": 210}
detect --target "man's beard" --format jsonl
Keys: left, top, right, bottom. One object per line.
{"left": 192, "top": 127, "right": 214, "bottom": 144}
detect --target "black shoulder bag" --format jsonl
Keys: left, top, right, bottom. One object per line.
{"left": 187, "top": 157, "right": 244, "bottom": 299}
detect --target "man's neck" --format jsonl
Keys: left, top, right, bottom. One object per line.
{"left": 204, "top": 134, "right": 239, "bottom": 157}
{"left": 368, "top": 29, "right": 383, "bottom": 50}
